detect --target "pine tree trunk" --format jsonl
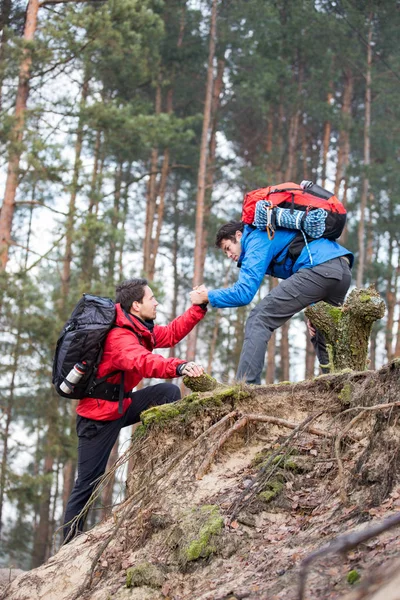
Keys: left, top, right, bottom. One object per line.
{"left": 0, "top": 303, "right": 25, "bottom": 536}
{"left": 118, "top": 162, "right": 133, "bottom": 279}
{"left": 81, "top": 129, "right": 104, "bottom": 286}
{"left": 60, "top": 74, "right": 90, "bottom": 314}
{"left": 0, "top": 0, "right": 12, "bottom": 111}
{"left": 280, "top": 322, "right": 290, "bottom": 381}
{"left": 334, "top": 68, "right": 353, "bottom": 199}
{"left": 394, "top": 292, "right": 400, "bottom": 358}
{"left": 147, "top": 88, "right": 173, "bottom": 281}
{"left": 31, "top": 453, "right": 54, "bottom": 568}
{"left": 305, "top": 315, "right": 316, "bottom": 379}
{"left": 0, "top": 0, "right": 40, "bottom": 271}
{"left": 266, "top": 278, "right": 278, "bottom": 383}
{"left": 143, "top": 82, "right": 162, "bottom": 278}
{"left": 107, "top": 161, "right": 123, "bottom": 284}
{"left": 356, "top": 17, "right": 372, "bottom": 288}
{"left": 206, "top": 263, "right": 231, "bottom": 374}
{"left": 385, "top": 234, "right": 396, "bottom": 362}
{"left": 169, "top": 184, "right": 180, "bottom": 360}
{"left": 186, "top": 0, "right": 217, "bottom": 362}
{"left": 321, "top": 86, "right": 333, "bottom": 188}
{"left": 200, "top": 57, "right": 224, "bottom": 273}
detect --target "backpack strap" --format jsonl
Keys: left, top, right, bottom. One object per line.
{"left": 86, "top": 324, "right": 142, "bottom": 414}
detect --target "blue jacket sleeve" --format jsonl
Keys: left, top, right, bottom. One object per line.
{"left": 208, "top": 231, "right": 277, "bottom": 308}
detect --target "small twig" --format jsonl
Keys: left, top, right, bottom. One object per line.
{"left": 297, "top": 512, "right": 400, "bottom": 600}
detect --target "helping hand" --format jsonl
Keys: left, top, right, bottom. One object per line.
{"left": 190, "top": 284, "right": 209, "bottom": 305}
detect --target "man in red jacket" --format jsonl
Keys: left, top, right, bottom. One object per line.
{"left": 63, "top": 278, "right": 206, "bottom": 542}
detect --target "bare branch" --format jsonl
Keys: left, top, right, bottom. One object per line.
{"left": 15, "top": 201, "right": 68, "bottom": 216}
{"left": 298, "top": 512, "right": 400, "bottom": 600}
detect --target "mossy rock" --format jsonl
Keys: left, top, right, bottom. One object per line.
{"left": 126, "top": 562, "right": 165, "bottom": 589}
{"left": 174, "top": 504, "right": 224, "bottom": 567}
{"left": 183, "top": 373, "right": 218, "bottom": 392}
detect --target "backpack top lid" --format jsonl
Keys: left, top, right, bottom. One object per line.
{"left": 241, "top": 181, "right": 346, "bottom": 225}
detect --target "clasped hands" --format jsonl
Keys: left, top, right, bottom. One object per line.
{"left": 190, "top": 284, "right": 209, "bottom": 305}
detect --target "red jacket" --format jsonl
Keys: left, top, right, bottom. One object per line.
{"left": 76, "top": 303, "right": 207, "bottom": 421}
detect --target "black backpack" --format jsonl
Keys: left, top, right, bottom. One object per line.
{"left": 52, "top": 294, "right": 136, "bottom": 413}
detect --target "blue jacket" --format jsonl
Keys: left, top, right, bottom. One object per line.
{"left": 208, "top": 226, "right": 354, "bottom": 309}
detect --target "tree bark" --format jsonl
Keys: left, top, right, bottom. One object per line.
{"left": 305, "top": 287, "right": 385, "bottom": 371}
{"left": 60, "top": 73, "right": 89, "bottom": 316}
{"left": 143, "top": 82, "right": 161, "bottom": 278}
{"left": 107, "top": 161, "right": 123, "bottom": 285}
{"left": 321, "top": 85, "right": 333, "bottom": 188}
{"left": 31, "top": 452, "right": 54, "bottom": 568}
{"left": 0, "top": 0, "right": 40, "bottom": 271}
{"left": 334, "top": 68, "right": 353, "bottom": 199}
{"left": 305, "top": 316, "right": 316, "bottom": 379}
{"left": 385, "top": 232, "right": 397, "bottom": 362}
{"left": 200, "top": 57, "right": 224, "bottom": 274}
{"left": 356, "top": 17, "right": 372, "bottom": 288}
{"left": 0, "top": 0, "right": 12, "bottom": 111}
{"left": 186, "top": 0, "right": 217, "bottom": 362}
{"left": 266, "top": 278, "right": 278, "bottom": 383}
{"left": 80, "top": 128, "right": 104, "bottom": 286}
{"left": 147, "top": 88, "right": 173, "bottom": 281}
{"left": 280, "top": 322, "right": 290, "bottom": 381}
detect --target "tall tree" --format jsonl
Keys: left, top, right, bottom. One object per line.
{"left": 0, "top": 0, "right": 40, "bottom": 271}
{"left": 356, "top": 14, "right": 373, "bottom": 288}
{"left": 186, "top": 0, "right": 217, "bottom": 362}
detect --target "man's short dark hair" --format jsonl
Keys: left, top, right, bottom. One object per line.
{"left": 116, "top": 278, "right": 148, "bottom": 312}
{"left": 215, "top": 221, "right": 244, "bottom": 248}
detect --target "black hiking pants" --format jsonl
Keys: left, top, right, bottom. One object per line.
{"left": 63, "top": 383, "right": 181, "bottom": 542}
{"left": 236, "top": 257, "right": 352, "bottom": 384}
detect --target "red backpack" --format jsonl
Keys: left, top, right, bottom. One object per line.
{"left": 241, "top": 181, "right": 346, "bottom": 240}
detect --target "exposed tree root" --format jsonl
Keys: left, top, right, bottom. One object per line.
{"left": 228, "top": 413, "right": 324, "bottom": 522}
{"left": 334, "top": 401, "right": 400, "bottom": 505}
{"left": 196, "top": 411, "right": 334, "bottom": 480}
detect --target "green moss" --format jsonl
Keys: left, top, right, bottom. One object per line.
{"left": 178, "top": 505, "right": 224, "bottom": 564}
{"left": 252, "top": 451, "right": 297, "bottom": 471}
{"left": 126, "top": 562, "right": 165, "bottom": 588}
{"left": 347, "top": 569, "right": 361, "bottom": 585}
{"left": 326, "top": 305, "right": 343, "bottom": 325}
{"left": 140, "top": 403, "right": 182, "bottom": 427}
{"left": 183, "top": 373, "right": 218, "bottom": 392}
{"left": 258, "top": 480, "right": 284, "bottom": 503}
{"left": 359, "top": 292, "right": 372, "bottom": 302}
{"left": 138, "top": 386, "right": 250, "bottom": 433}
{"left": 338, "top": 382, "right": 352, "bottom": 405}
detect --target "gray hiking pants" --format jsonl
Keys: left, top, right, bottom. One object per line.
{"left": 236, "top": 256, "right": 352, "bottom": 384}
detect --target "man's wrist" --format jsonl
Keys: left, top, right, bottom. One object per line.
{"left": 176, "top": 362, "right": 187, "bottom": 376}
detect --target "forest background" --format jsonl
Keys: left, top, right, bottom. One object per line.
{"left": 0, "top": 0, "right": 399, "bottom": 573}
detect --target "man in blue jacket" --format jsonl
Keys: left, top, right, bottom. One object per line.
{"left": 190, "top": 221, "right": 353, "bottom": 384}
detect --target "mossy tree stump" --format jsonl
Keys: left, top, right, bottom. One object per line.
{"left": 304, "top": 286, "right": 385, "bottom": 372}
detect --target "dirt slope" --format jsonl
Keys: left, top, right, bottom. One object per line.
{"left": 3, "top": 361, "right": 400, "bottom": 600}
